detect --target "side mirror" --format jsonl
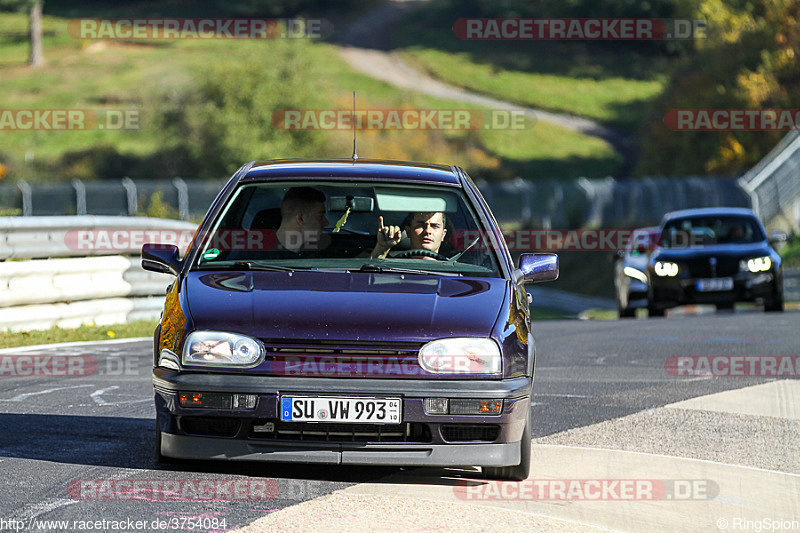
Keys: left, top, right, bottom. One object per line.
{"left": 513, "top": 253, "right": 558, "bottom": 284}
{"left": 770, "top": 230, "right": 788, "bottom": 246}
{"left": 142, "top": 243, "right": 181, "bottom": 276}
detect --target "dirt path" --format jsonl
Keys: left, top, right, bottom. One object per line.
{"left": 334, "top": 0, "right": 633, "bottom": 171}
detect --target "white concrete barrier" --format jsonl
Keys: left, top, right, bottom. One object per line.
{"left": 0, "top": 216, "right": 198, "bottom": 332}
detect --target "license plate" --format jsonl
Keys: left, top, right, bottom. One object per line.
{"left": 280, "top": 396, "right": 401, "bottom": 424}
{"left": 696, "top": 277, "right": 733, "bottom": 292}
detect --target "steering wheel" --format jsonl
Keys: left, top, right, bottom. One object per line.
{"left": 392, "top": 249, "right": 448, "bottom": 261}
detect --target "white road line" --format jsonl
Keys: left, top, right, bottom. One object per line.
{"left": 90, "top": 385, "right": 149, "bottom": 406}
{"left": 0, "top": 337, "right": 150, "bottom": 355}
{"left": 90, "top": 385, "right": 119, "bottom": 406}
{"left": 8, "top": 498, "right": 79, "bottom": 522}
{"left": 0, "top": 384, "right": 95, "bottom": 402}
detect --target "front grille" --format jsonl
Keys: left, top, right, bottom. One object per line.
{"left": 683, "top": 256, "right": 740, "bottom": 277}
{"left": 441, "top": 424, "right": 501, "bottom": 442}
{"left": 180, "top": 416, "right": 241, "bottom": 437}
{"left": 262, "top": 340, "right": 424, "bottom": 378}
{"left": 250, "top": 420, "right": 432, "bottom": 443}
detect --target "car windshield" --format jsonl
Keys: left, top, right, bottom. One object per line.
{"left": 661, "top": 215, "right": 764, "bottom": 247}
{"left": 192, "top": 181, "right": 503, "bottom": 277}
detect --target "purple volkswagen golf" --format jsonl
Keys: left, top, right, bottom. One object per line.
{"left": 142, "top": 159, "right": 557, "bottom": 480}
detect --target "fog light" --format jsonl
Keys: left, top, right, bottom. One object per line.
{"left": 449, "top": 399, "right": 503, "bottom": 415}
{"left": 233, "top": 394, "right": 257, "bottom": 409}
{"left": 424, "top": 398, "right": 448, "bottom": 415}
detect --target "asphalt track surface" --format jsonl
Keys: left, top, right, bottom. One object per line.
{"left": 0, "top": 309, "right": 797, "bottom": 531}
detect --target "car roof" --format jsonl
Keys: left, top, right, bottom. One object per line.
{"left": 240, "top": 159, "right": 460, "bottom": 185}
{"left": 633, "top": 226, "right": 660, "bottom": 234}
{"left": 662, "top": 207, "right": 758, "bottom": 222}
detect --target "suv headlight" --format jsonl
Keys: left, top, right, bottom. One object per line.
{"left": 182, "top": 331, "right": 264, "bottom": 367}
{"left": 654, "top": 261, "right": 679, "bottom": 277}
{"left": 418, "top": 338, "right": 501, "bottom": 374}
{"left": 740, "top": 256, "right": 772, "bottom": 273}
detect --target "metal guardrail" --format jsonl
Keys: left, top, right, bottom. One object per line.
{"left": 0, "top": 215, "right": 197, "bottom": 260}
{"left": 739, "top": 131, "right": 800, "bottom": 231}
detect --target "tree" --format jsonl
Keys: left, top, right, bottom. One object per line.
{"left": 28, "top": 0, "right": 43, "bottom": 67}
{"left": 0, "top": 0, "right": 44, "bottom": 67}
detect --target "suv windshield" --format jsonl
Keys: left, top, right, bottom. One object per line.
{"left": 661, "top": 215, "right": 765, "bottom": 247}
{"left": 193, "top": 181, "right": 503, "bottom": 277}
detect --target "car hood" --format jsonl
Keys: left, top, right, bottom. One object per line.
{"left": 653, "top": 242, "right": 773, "bottom": 261}
{"left": 184, "top": 270, "right": 508, "bottom": 343}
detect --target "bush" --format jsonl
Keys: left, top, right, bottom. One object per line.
{"left": 149, "top": 39, "right": 329, "bottom": 179}
{"left": 635, "top": 0, "right": 800, "bottom": 176}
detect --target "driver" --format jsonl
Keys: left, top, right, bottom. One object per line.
{"left": 370, "top": 211, "right": 447, "bottom": 260}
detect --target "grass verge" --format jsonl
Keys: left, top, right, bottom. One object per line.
{"left": 393, "top": 1, "right": 668, "bottom": 133}
{"left": 0, "top": 320, "right": 156, "bottom": 349}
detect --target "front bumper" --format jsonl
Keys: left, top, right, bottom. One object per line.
{"left": 650, "top": 271, "right": 778, "bottom": 307}
{"left": 154, "top": 369, "right": 531, "bottom": 467}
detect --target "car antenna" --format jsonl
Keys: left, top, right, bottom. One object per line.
{"left": 351, "top": 91, "right": 358, "bottom": 162}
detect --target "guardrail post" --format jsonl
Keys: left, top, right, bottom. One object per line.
{"left": 513, "top": 177, "right": 532, "bottom": 226}
{"left": 121, "top": 177, "right": 137, "bottom": 216}
{"left": 173, "top": 177, "right": 189, "bottom": 220}
{"left": 72, "top": 179, "right": 87, "bottom": 215}
{"left": 17, "top": 180, "right": 32, "bottom": 216}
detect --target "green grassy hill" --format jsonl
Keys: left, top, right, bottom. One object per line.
{"left": 0, "top": 10, "right": 619, "bottom": 183}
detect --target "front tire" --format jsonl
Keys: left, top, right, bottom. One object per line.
{"left": 482, "top": 411, "right": 531, "bottom": 481}
{"left": 765, "top": 295, "right": 784, "bottom": 312}
{"left": 647, "top": 304, "right": 665, "bottom": 317}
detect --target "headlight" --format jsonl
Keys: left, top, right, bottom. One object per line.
{"left": 182, "top": 331, "right": 264, "bottom": 367}
{"left": 623, "top": 266, "right": 648, "bottom": 284}
{"left": 418, "top": 338, "right": 501, "bottom": 374}
{"left": 741, "top": 256, "right": 772, "bottom": 273}
{"left": 654, "top": 261, "right": 679, "bottom": 277}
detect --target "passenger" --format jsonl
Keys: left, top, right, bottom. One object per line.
{"left": 275, "top": 186, "right": 329, "bottom": 252}
{"left": 370, "top": 211, "right": 448, "bottom": 260}
{"left": 727, "top": 223, "right": 746, "bottom": 242}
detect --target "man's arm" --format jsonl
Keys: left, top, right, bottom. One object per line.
{"left": 370, "top": 216, "right": 402, "bottom": 259}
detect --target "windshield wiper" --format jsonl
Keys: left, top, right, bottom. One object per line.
{"left": 356, "top": 263, "right": 461, "bottom": 276}
{"left": 197, "top": 261, "right": 309, "bottom": 272}
{"left": 447, "top": 235, "right": 483, "bottom": 263}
